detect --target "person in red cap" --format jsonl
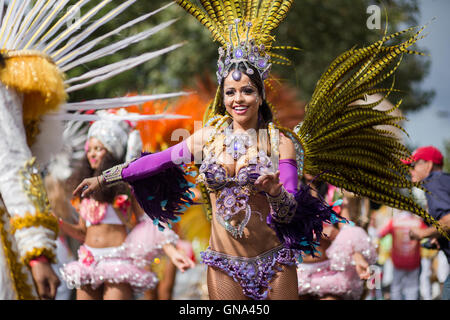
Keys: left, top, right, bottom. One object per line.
{"left": 404, "top": 146, "right": 444, "bottom": 181}
{"left": 406, "top": 146, "right": 450, "bottom": 300}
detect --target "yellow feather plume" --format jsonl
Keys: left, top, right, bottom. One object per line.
{"left": 0, "top": 53, "right": 66, "bottom": 119}
{"left": 0, "top": 51, "right": 67, "bottom": 145}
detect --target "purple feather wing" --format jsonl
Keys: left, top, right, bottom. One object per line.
{"left": 267, "top": 184, "right": 349, "bottom": 258}
{"left": 128, "top": 152, "right": 194, "bottom": 230}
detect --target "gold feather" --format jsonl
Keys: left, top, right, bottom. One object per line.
{"left": 248, "top": 0, "right": 258, "bottom": 21}
{"left": 223, "top": 1, "right": 236, "bottom": 25}
{"left": 176, "top": 0, "right": 227, "bottom": 45}
{"left": 199, "top": 0, "right": 220, "bottom": 24}
{"left": 210, "top": 0, "right": 228, "bottom": 25}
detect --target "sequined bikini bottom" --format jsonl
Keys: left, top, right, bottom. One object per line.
{"left": 200, "top": 245, "right": 299, "bottom": 300}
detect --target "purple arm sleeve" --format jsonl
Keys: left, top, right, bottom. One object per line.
{"left": 122, "top": 140, "right": 192, "bottom": 182}
{"left": 113, "top": 140, "right": 195, "bottom": 231}
{"left": 279, "top": 159, "right": 298, "bottom": 194}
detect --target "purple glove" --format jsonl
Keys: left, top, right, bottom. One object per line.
{"left": 115, "top": 140, "right": 194, "bottom": 231}
{"left": 279, "top": 158, "right": 298, "bottom": 194}
{"left": 122, "top": 140, "right": 192, "bottom": 182}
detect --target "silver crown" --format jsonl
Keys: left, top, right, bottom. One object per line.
{"left": 216, "top": 19, "right": 272, "bottom": 85}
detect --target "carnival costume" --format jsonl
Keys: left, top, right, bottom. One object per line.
{"left": 62, "top": 217, "right": 179, "bottom": 294}
{"left": 297, "top": 224, "right": 377, "bottom": 299}
{"left": 296, "top": 185, "right": 377, "bottom": 299}
{"left": 99, "top": 1, "right": 448, "bottom": 300}
{"left": 0, "top": 0, "right": 188, "bottom": 299}
{"left": 60, "top": 116, "right": 182, "bottom": 293}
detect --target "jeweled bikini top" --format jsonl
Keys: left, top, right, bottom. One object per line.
{"left": 198, "top": 152, "right": 273, "bottom": 191}
{"left": 196, "top": 132, "right": 275, "bottom": 238}
{"left": 197, "top": 122, "right": 275, "bottom": 190}
{"left": 197, "top": 142, "right": 274, "bottom": 192}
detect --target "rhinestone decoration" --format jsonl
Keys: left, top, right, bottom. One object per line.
{"left": 216, "top": 19, "right": 272, "bottom": 86}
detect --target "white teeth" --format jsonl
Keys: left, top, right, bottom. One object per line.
{"left": 234, "top": 106, "right": 248, "bottom": 111}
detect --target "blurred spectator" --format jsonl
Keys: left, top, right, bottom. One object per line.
{"left": 406, "top": 146, "right": 450, "bottom": 300}
{"left": 378, "top": 210, "right": 427, "bottom": 299}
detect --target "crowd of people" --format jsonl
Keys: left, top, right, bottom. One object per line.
{"left": 0, "top": 1, "right": 448, "bottom": 301}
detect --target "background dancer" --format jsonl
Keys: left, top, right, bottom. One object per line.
{"left": 297, "top": 179, "right": 377, "bottom": 300}
{"left": 59, "top": 117, "right": 194, "bottom": 300}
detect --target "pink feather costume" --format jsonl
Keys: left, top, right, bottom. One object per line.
{"left": 297, "top": 225, "right": 377, "bottom": 299}
{"left": 60, "top": 198, "right": 179, "bottom": 294}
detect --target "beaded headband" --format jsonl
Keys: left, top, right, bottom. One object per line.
{"left": 216, "top": 19, "right": 272, "bottom": 86}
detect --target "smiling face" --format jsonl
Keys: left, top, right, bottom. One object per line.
{"left": 86, "top": 137, "right": 108, "bottom": 170}
{"left": 223, "top": 72, "right": 262, "bottom": 130}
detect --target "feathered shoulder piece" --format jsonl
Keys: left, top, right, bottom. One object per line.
{"left": 0, "top": 49, "right": 66, "bottom": 124}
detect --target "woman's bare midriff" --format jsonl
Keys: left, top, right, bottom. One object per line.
{"left": 209, "top": 192, "right": 282, "bottom": 257}
{"left": 84, "top": 224, "right": 127, "bottom": 248}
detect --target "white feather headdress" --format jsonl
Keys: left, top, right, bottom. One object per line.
{"left": 0, "top": 0, "right": 190, "bottom": 168}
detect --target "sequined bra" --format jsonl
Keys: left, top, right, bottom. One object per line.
{"left": 197, "top": 149, "right": 275, "bottom": 238}
{"left": 198, "top": 153, "right": 273, "bottom": 189}
{"left": 79, "top": 198, "right": 121, "bottom": 226}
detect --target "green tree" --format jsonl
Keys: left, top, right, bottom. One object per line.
{"left": 66, "top": 0, "right": 433, "bottom": 113}
{"left": 444, "top": 139, "right": 450, "bottom": 173}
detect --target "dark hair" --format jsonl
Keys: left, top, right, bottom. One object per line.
{"left": 68, "top": 150, "right": 129, "bottom": 204}
{"left": 219, "top": 62, "right": 273, "bottom": 127}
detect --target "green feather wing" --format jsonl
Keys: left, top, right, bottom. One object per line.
{"left": 294, "top": 26, "right": 447, "bottom": 238}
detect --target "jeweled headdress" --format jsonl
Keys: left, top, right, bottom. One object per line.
{"left": 217, "top": 19, "right": 271, "bottom": 84}
{"left": 176, "top": 0, "right": 298, "bottom": 121}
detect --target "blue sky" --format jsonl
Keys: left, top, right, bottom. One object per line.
{"left": 403, "top": 0, "right": 450, "bottom": 152}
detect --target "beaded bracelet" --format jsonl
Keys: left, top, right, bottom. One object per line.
{"left": 102, "top": 162, "right": 128, "bottom": 185}
{"left": 266, "top": 187, "right": 297, "bottom": 224}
